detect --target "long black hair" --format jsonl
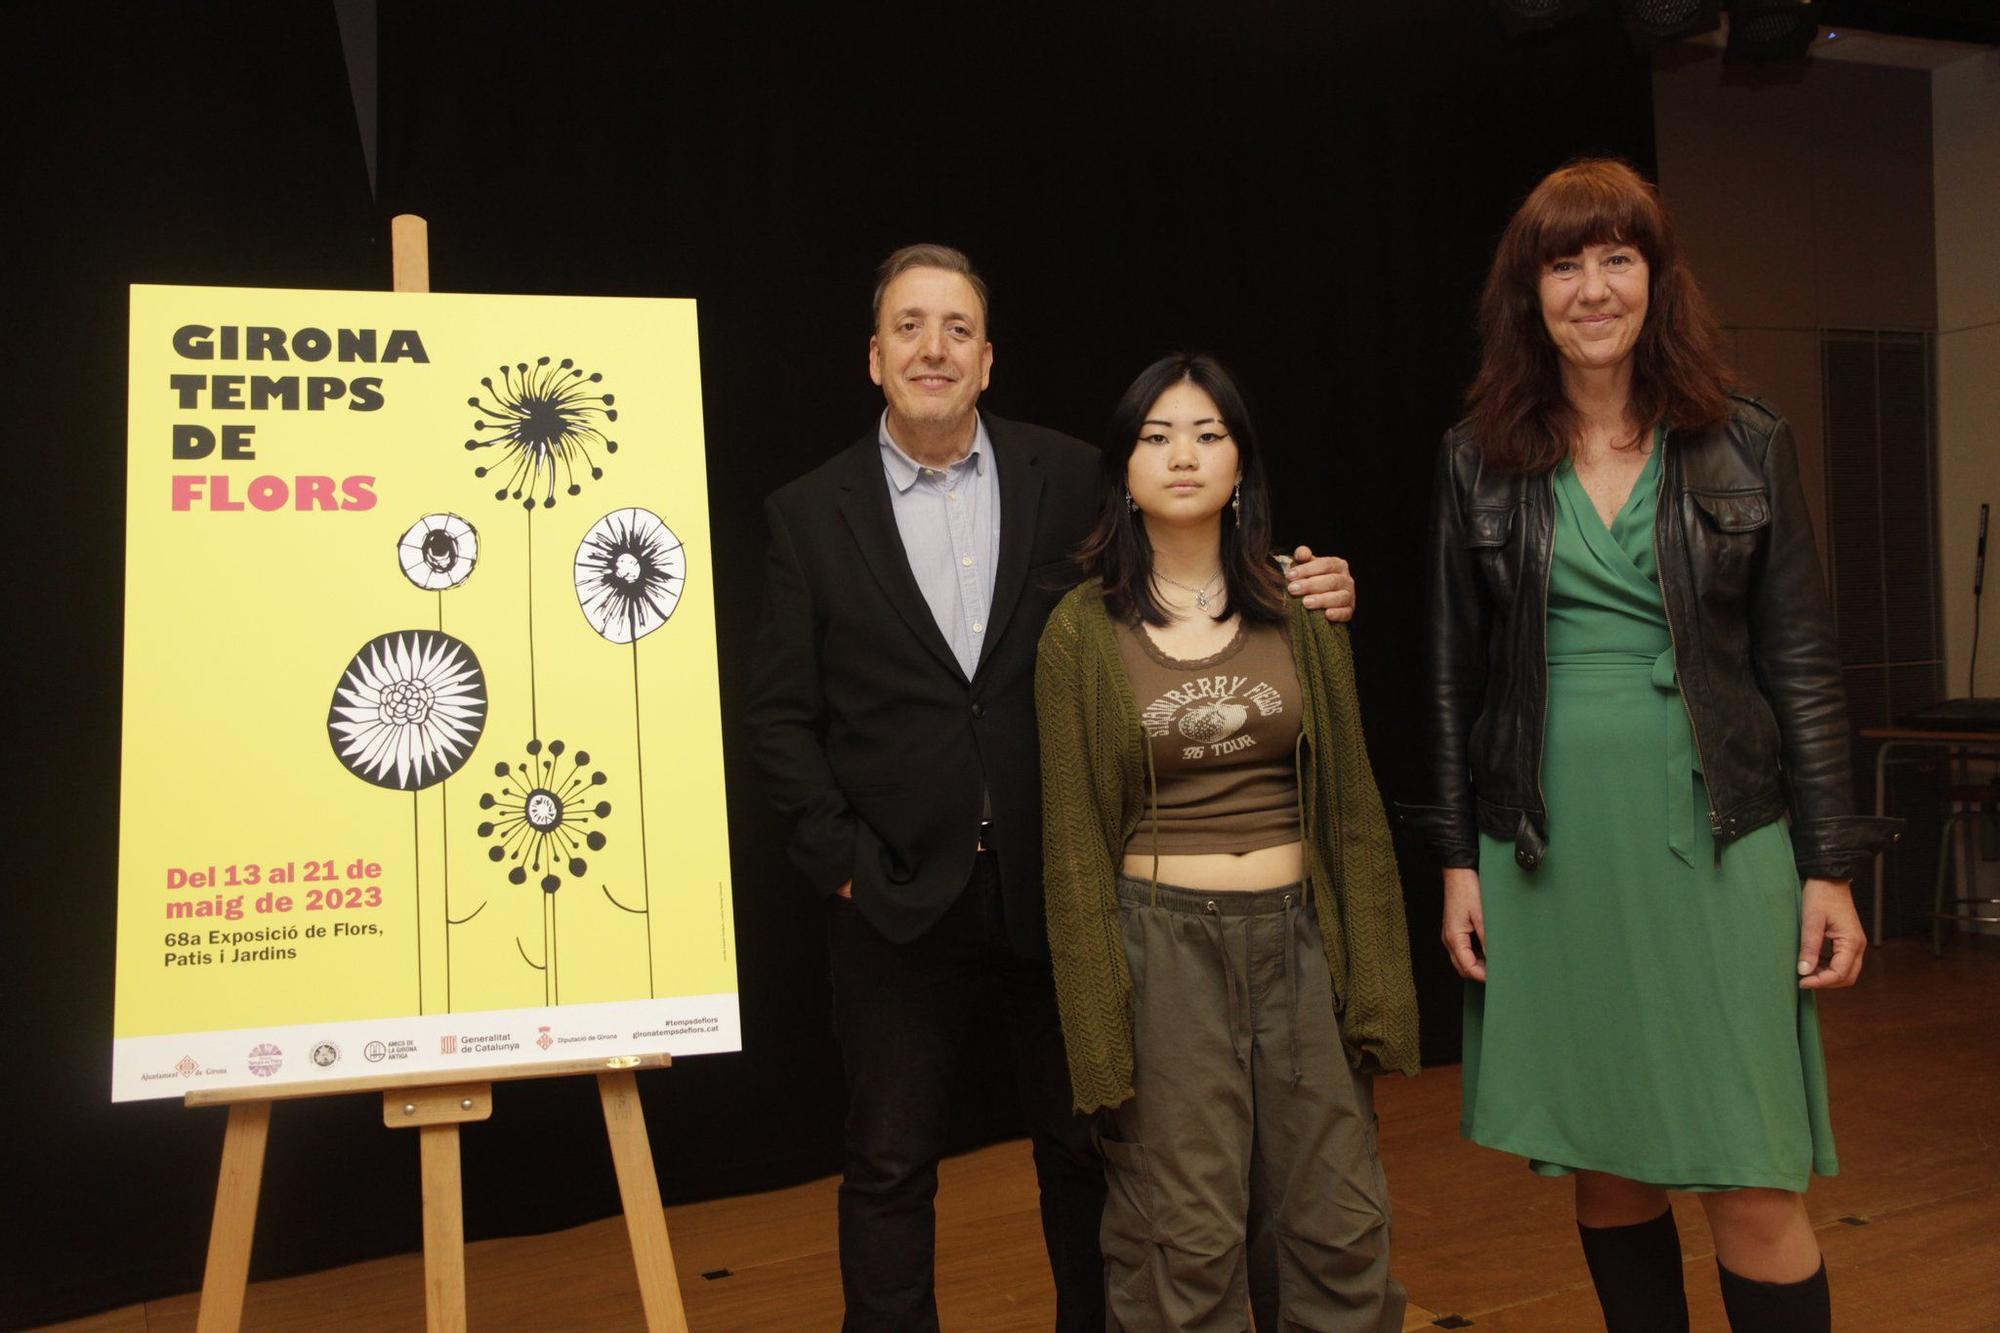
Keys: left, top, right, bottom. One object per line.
{"left": 1074, "top": 352, "right": 1287, "bottom": 627}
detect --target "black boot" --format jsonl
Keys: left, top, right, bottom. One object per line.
{"left": 1577, "top": 1209, "right": 1690, "bottom": 1332}
{"left": 1717, "top": 1258, "right": 1830, "bottom": 1333}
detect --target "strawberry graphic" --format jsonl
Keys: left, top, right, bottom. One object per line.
{"left": 1178, "top": 700, "right": 1248, "bottom": 744}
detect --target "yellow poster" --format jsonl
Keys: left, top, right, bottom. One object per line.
{"left": 115, "top": 286, "right": 738, "bottom": 1100}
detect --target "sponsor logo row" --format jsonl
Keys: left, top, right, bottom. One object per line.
{"left": 149, "top": 1016, "right": 724, "bottom": 1082}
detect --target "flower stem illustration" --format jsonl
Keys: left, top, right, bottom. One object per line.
{"left": 479, "top": 738, "right": 610, "bottom": 1006}
{"left": 576, "top": 508, "right": 685, "bottom": 997}
{"left": 399, "top": 516, "right": 485, "bottom": 1012}
{"left": 327, "top": 629, "right": 489, "bottom": 1015}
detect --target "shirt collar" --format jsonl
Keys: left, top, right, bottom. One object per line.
{"left": 878, "top": 411, "right": 989, "bottom": 493}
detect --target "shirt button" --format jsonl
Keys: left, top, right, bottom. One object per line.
{"left": 961, "top": 556, "right": 973, "bottom": 567}
{"left": 947, "top": 492, "right": 958, "bottom": 502}
{"left": 971, "top": 703, "right": 985, "bottom": 718}
{"left": 972, "top": 622, "right": 984, "bottom": 633}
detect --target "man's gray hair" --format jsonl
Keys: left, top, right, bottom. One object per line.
{"left": 871, "top": 243, "right": 990, "bottom": 331}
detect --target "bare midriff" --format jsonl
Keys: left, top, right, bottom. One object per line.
{"left": 1121, "top": 840, "right": 1304, "bottom": 892}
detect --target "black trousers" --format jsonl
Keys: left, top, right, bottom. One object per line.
{"left": 827, "top": 852, "right": 1106, "bottom": 1332}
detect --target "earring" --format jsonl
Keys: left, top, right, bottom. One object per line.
{"left": 1125, "top": 487, "right": 1138, "bottom": 513}
{"left": 1232, "top": 482, "right": 1241, "bottom": 517}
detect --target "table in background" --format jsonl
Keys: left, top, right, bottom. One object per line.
{"left": 1861, "top": 728, "right": 2000, "bottom": 942}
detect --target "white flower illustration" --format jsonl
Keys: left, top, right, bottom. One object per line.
{"left": 397, "top": 513, "right": 479, "bottom": 591}
{"left": 328, "top": 631, "right": 489, "bottom": 790}
{"left": 574, "top": 508, "right": 685, "bottom": 644}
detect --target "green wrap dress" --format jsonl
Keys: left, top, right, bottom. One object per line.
{"left": 1461, "top": 443, "right": 1837, "bottom": 1192}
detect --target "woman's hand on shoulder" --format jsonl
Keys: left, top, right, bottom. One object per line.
{"left": 1441, "top": 866, "right": 1487, "bottom": 982}
{"left": 1286, "top": 546, "right": 1355, "bottom": 623}
{"left": 1798, "top": 877, "right": 1865, "bottom": 988}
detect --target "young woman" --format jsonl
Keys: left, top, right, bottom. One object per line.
{"left": 1036, "top": 353, "right": 1418, "bottom": 1331}
{"left": 1410, "top": 159, "right": 1898, "bottom": 1331}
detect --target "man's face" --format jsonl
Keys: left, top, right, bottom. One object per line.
{"left": 868, "top": 266, "right": 992, "bottom": 433}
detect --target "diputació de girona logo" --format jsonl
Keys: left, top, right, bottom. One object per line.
{"left": 247, "top": 1044, "right": 282, "bottom": 1078}
{"left": 536, "top": 1026, "right": 554, "bottom": 1051}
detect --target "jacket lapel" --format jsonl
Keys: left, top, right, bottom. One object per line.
{"left": 975, "top": 416, "right": 1047, "bottom": 676}
{"left": 835, "top": 436, "right": 964, "bottom": 680}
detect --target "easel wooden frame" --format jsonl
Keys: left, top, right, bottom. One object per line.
{"left": 185, "top": 216, "right": 691, "bottom": 1333}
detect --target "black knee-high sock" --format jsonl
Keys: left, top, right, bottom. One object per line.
{"left": 1717, "top": 1258, "right": 1830, "bottom": 1333}
{"left": 1577, "top": 1209, "right": 1690, "bottom": 1332}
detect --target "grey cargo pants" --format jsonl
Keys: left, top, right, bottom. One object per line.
{"left": 1101, "top": 877, "right": 1405, "bottom": 1332}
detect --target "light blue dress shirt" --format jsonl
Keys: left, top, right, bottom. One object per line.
{"left": 878, "top": 411, "right": 1002, "bottom": 681}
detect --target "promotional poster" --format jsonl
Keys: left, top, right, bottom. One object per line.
{"left": 115, "top": 286, "right": 738, "bottom": 1100}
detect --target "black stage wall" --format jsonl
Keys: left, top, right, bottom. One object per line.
{"left": 2, "top": 3, "right": 1651, "bottom": 1324}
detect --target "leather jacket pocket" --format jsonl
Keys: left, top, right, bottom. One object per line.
{"left": 1690, "top": 488, "right": 1770, "bottom": 533}
{"left": 1464, "top": 505, "right": 1518, "bottom": 603}
{"left": 1687, "top": 488, "right": 1769, "bottom": 601}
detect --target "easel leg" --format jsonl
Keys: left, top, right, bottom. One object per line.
{"left": 599, "top": 1070, "right": 689, "bottom": 1332}
{"left": 196, "top": 1100, "right": 272, "bottom": 1333}
{"left": 419, "top": 1123, "right": 468, "bottom": 1333}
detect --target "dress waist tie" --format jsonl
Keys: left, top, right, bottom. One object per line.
{"left": 1548, "top": 647, "right": 1699, "bottom": 868}
{"left": 1648, "top": 647, "right": 1699, "bottom": 868}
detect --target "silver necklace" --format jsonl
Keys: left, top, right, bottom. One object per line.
{"left": 1156, "top": 570, "right": 1222, "bottom": 611}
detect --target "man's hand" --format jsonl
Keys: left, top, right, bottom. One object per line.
{"left": 1798, "top": 878, "right": 1864, "bottom": 988}
{"left": 1288, "top": 546, "right": 1356, "bottom": 623}
{"left": 1442, "top": 867, "right": 1487, "bottom": 982}
{"left": 834, "top": 881, "right": 853, "bottom": 900}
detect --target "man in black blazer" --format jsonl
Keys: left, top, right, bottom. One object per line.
{"left": 747, "top": 245, "right": 1355, "bottom": 1331}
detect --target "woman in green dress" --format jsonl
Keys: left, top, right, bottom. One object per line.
{"left": 1410, "top": 160, "right": 1897, "bottom": 1331}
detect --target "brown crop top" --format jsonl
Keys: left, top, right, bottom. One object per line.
{"left": 1112, "top": 616, "right": 1303, "bottom": 856}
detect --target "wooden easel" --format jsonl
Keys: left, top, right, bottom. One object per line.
{"left": 187, "top": 216, "right": 691, "bottom": 1333}
{"left": 189, "top": 1054, "right": 685, "bottom": 1332}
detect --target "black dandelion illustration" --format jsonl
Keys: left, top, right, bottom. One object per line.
{"left": 397, "top": 512, "right": 479, "bottom": 591}
{"left": 480, "top": 738, "right": 610, "bottom": 1006}
{"left": 575, "top": 508, "right": 684, "bottom": 644}
{"left": 479, "top": 739, "right": 610, "bottom": 891}
{"left": 328, "top": 631, "right": 488, "bottom": 791}
{"left": 465, "top": 357, "right": 619, "bottom": 510}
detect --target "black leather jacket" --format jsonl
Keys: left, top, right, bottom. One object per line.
{"left": 1403, "top": 396, "right": 1899, "bottom": 882}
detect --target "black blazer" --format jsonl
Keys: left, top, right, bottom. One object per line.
{"left": 746, "top": 414, "right": 1102, "bottom": 958}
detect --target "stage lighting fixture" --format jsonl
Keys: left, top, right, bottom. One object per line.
{"left": 1724, "top": 0, "right": 1821, "bottom": 60}
{"left": 1621, "top": 0, "right": 1722, "bottom": 41}
{"left": 1489, "top": 0, "right": 1595, "bottom": 34}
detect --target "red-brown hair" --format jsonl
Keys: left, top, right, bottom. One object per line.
{"left": 1464, "top": 158, "right": 1737, "bottom": 473}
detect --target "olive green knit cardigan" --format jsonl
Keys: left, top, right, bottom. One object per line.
{"left": 1035, "top": 580, "right": 1420, "bottom": 1114}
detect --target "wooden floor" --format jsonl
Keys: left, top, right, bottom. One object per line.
{"left": 47, "top": 940, "right": 2000, "bottom": 1331}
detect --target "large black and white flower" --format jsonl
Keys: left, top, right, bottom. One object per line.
{"left": 327, "top": 631, "right": 488, "bottom": 790}
{"left": 397, "top": 512, "right": 479, "bottom": 591}
{"left": 574, "top": 507, "right": 685, "bottom": 644}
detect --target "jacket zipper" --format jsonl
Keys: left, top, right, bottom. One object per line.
{"left": 1652, "top": 432, "right": 1720, "bottom": 834}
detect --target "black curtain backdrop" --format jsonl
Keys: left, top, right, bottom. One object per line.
{"left": 2, "top": 3, "right": 1651, "bottom": 1325}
